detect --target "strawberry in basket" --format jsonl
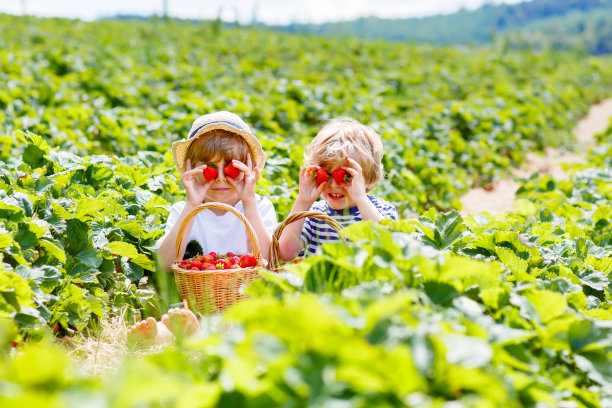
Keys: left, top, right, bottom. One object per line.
{"left": 180, "top": 252, "right": 258, "bottom": 271}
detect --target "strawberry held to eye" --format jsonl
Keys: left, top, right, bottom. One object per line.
{"left": 224, "top": 162, "right": 241, "bottom": 178}
{"left": 203, "top": 165, "right": 218, "bottom": 181}
{"left": 312, "top": 168, "right": 329, "bottom": 184}
{"left": 332, "top": 168, "right": 351, "bottom": 184}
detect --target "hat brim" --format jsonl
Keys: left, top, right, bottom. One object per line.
{"left": 172, "top": 122, "right": 267, "bottom": 174}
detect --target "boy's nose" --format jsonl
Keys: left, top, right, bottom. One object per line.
{"left": 216, "top": 169, "right": 226, "bottom": 181}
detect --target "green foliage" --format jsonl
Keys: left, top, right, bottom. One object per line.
{"left": 1, "top": 13, "right": 612, "bottom": 407}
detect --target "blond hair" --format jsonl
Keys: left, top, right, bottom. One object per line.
{"left": 307, "top": 118, "right": 384, "bottom": 185}
{"left": 185, "top": 129, "right": 249, "bottom": 166}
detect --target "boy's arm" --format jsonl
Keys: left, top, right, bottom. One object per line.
{"left": 353, "top": 196, "right": 384, "bottom": 222}
{"left": 158, "top": 159, "right": 213, "bottom": 270}
{"left": 230, "top": 155, "right": 275, "bottom": 261}
{"left": 343, "top": 157, "right": 386, "bottom": 222}
{"left": 277, "top": 166, "right": 326, "bottom": 261}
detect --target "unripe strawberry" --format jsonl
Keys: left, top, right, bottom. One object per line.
{"left": 224, "top": 162, "right": 241, "bottom": 178}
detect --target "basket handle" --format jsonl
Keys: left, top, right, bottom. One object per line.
{"left": 174, "top": 202, "right": 264, "bottom": 266}
{"left": 268, "top": 211, "right": 346, "bottom": 271}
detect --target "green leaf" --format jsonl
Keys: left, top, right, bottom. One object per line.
{"left": 577, "top": 269, "right": 609, "bottom": 291}
{"left": 0, "top": 231, "right": 13, "bottom": 249}
{"left": 34, "top": 176, "right": 56, "bottom": 194}
{"left": 495, "top": 247, "right": 532, "bottom": 281}
{"left": 514, "top": 199, "right": 537, "bottom": 217}
{"left": 14, "top": 229, "right": 38, "bottom": 252}
{"left": 574, "top": 351, "right": 612, "bottom": 387}
{"left": 85, "top": 164, "right": 114, "bottom": 188}
{"left": 525, "top": 290, "right": 567, "bottom": 324}
{"left": 2, "top": 192, "right": 33, "bottom": 217}
{"left": 130, "top": 253, "right": 155, "bottom": 272}
{"left": 106, "top": 241, "right": 139, "bottom": 259}
{"left": 64, "top": 219, "right": 90, "bottom": 255}
{"left": 585, "top": 255, "right": 612, "bottom": 274}
{"left": 20, "top": 131, "right": 50, "bottom": 169}
{"left": 593, "top": 205, "right": 611, "bottom": 228}
{"left": 569, "top": 320, "right": 612, "bottom": 352}
{"left": 39, "top": 239, "right": 67, "bottom": 264}
{"left": 444, "top": 335, "right": 493, "bottom": 368}
{"left": 122, "top": 259, "right": 144, "bottom": 281}
{"left": 423, "top": 281, "right": 459, "bottom": 306}
{"left": 75, "top": 197, "right": 110, "bottom": 220}
{"left": 76, "top": 248, "right": 103, "bottom": 268}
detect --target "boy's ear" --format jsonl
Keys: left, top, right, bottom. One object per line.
{"left": 365, "top": 182, "right": 375, "bottom": 192}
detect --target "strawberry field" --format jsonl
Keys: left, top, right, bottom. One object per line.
{"left": 1, "top": 13, "right": 612, "bottom": 407}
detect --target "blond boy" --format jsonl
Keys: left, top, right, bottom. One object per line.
{"left": 278, "top": 118, "right": 398, "bottom": 260}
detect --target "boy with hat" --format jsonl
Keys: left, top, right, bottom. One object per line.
{"left": 128, "top": 111, "right": 276, "bottom": 345}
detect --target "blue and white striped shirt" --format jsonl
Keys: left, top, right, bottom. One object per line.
{"left": 301, "top": 195, "right": 398, "bottom": 257}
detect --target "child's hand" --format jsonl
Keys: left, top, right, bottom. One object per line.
{"left": 342, "top": 158, "right": 369, "bottom": 204}
{"left": 226, "top": 154, "right": 259, "bottom": 204}
{"left": 181, "top": 159, "right": 213, "bottom": 207}
{"left": 297, "top": 166, "right": 326, "bottom": 205}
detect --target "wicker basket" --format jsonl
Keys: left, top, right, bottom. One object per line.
{"left": 268, "top": 211, "right": 346, "bottom": 271}
{"left": 171, "top": 202, "right": 265, "bottom": 315}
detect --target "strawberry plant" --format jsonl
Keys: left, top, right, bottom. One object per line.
{"left": 1, "top": 13, "right": 612, "bottom": 407}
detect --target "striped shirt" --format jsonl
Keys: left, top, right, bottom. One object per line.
{"left": 301, "top": 195, "right": 398, "bottom": 257}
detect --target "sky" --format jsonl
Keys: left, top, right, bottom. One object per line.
{"left": 0, "top": 0, "right": 528, "bottom": 25}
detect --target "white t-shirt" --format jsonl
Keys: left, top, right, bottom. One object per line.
{"left": 158, "top": 195, "right": 277, "bottom": 255}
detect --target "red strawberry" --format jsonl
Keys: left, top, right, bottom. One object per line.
{"left": 312, "top": 168, "right": 329, "bottom": 184}
{"left": 203, "top": 165, "right": 218, "bottom": 181}
{"left": 224, "top": 162, "right": 241, "bottom": 178}
{"left": 226, "top": 252, "right": 235, "bottom": 258}
{"left": 190, "top": 267, "right": 199, "bottom": 271}
{"left": 230, "top": 256, "right": 241, "bottom": 265}
{"left": 202, "top": 254, "right": 214, "bottom": 263}
{"left": 332, "top": 168, "right": 351, "bottom": 184}
{"left": 208, "top": 252, "right": 217, "bottom": 259}
{"left": 230, "top": 264, "right": 240, "bottom": 269}
{"left": 239, "top": 254, "right": 257, "bottom": 268}
{"left": 190, "top": 260, "right": 203, "bottom": 269}
{"left": 215, "top": 259, "right": 230, "bottom": 269}
{"left": 200, "top": 262, "right": 213, "bottom": 270}
{"left": 206, "top": 265, "right": 217, "bottom": 271}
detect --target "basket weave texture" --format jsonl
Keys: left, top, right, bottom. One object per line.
{"left": 171, "top": 202, "right": 265, "bottom": 314}
{"left": 268, "top": 211, "right": 345, "bottom": 271}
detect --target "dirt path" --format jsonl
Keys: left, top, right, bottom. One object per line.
{"left": 460, "top": 99, "right": 612, "bottom": 216}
